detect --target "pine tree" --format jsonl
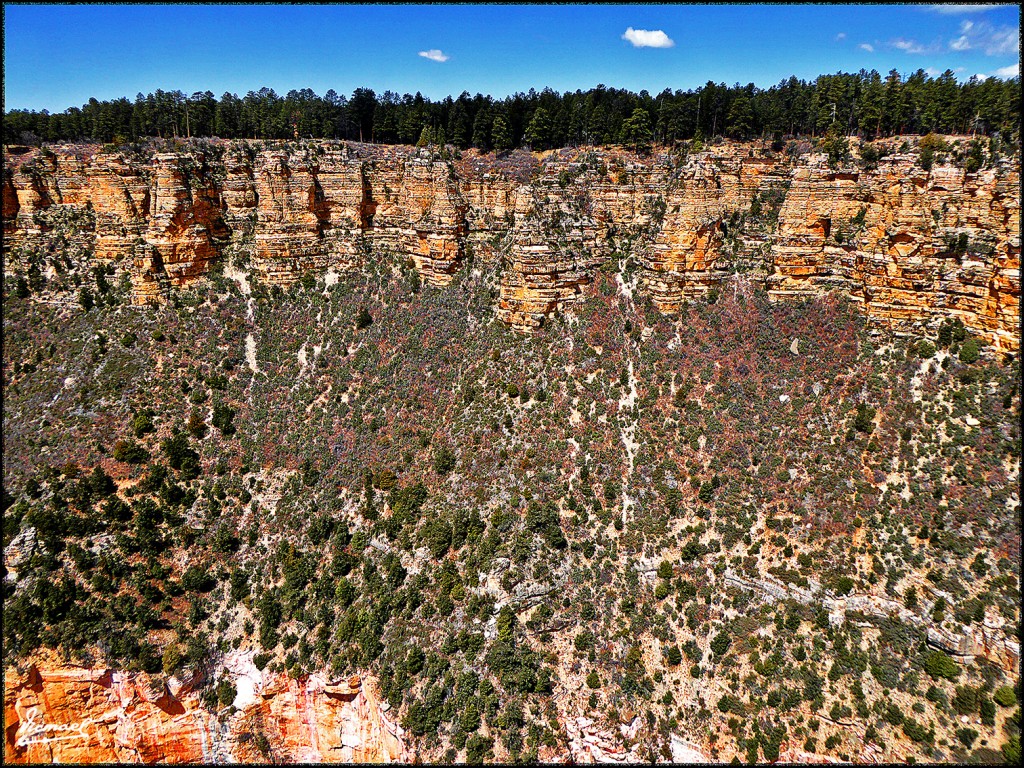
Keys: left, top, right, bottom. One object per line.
{"left": 725, "top": 97, "right": 753, "bottom": 139}
{"left": 820, "top": 124, "right": 850, "bottom": 168}
{"left": 524, "top": 107, "right": 553, "bottom": 150}
{"left": 491, "top": 114, "right": 512, "bottom": 152}
{"left": 447, "top": 101, "right": 470, "bottom": 149}
{"left": 471, "top": 107, "right": 491, "bottom": 150}
{"left": 621, "top": 107, "right": 654, "bottom": 152}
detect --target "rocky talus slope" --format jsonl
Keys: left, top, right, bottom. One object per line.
{"left": 2, "top": 137, "right": 1020, "bottom": 765}
{"left": 3, "top": 138, "right": 1018, "bottom": 350}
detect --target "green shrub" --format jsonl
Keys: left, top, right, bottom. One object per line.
{"left": 710, "top": 630, "right": 731, "bottom": 658}
{"left": 162, "top": 643, "right": 183, "bottom": 676}
{"left": 212, "top": 402, "right": 236, "bottom": 435}
{"left": 216, "top": 677, "right": 237, "bottom": 707}
{"left": 355, "top": 306, "right": 373, "bottom": 329}
{"left": 938, "top": 318, "right": 967, "bottom": 348}
{"left": 959, "top": 338, "right": 980, "bottom": 364}
{"left": 162, "top": 432, "right": 200, "bottom": 478}
{"left": 821, "top": 125, "right": 850, "bottom": 168}
{"left": 832, "top": 575, "right": 855, "bottom": 596}
{"left": 994, "top": 686, "right": 1017, "bottom": 707}
{"left": 130, "top": 409, "right": 155, "bottom": 437}
{"left": 922, "top": 650, "right": 960, "bottom": 681}
{"left": 853, "top": 403, "right": 876, "bottom": 434}
{"left": 112, "top": 439, "right": 149, "bottom": 464}
{"left": 1003, "top": 735, "right": 1021, "bottom": 764}
{"left": 953, "top": 685, "right": 980, "bottom": 715}
{"left": 980, "top": 698, "right": 996, "bottom": 726}
{"left": 433, "top": 445, "right": 456, "bottom": 476}
{"left": 181, "top": 565, "right": 216, "bottom": 593}
{"left": 465, "top": 734, "right": 493, "bottom": 763}
{"left": 664, "top": 645, "right": 682, "bottom": 666}
{"left": 956, "top": 727, "right": 978, "bottom": 748}
{"left": 902, "top": 716, "right": 930, "bottom": 743}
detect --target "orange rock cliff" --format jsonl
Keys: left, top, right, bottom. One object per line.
{"left": 3, "top": 654, "right": 411, "bottom": 764}
{"left": 3, "top": 139, "right": 1019, "bottom": 350}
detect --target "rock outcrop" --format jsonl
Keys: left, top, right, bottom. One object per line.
{"left": 3, "top": 656, "right": 409, "bottom": 764}
{"left": 768, "top": 152, "right": 1021, "bottom": 351}
{"left": 497, "top": 183, "right": 608, "bottom": 331}
{"left": 3, "top": 139, "right": 1019, "bottom": 349}
{"left": 133, "top": 154, "right": 228, "bottom": 303}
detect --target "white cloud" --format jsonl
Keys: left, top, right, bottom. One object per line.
{"left": 418, "top": 49, "right": 449, "bottom": 63}
{"left": 993, "top": 62, "right": 1019, "bottom": 77}
{"left": 971, "top": 72, "right": 990, "bottom": 81}
{"left": 929, "top": 4, "right": 1008, "bottom": 14}
{"left": 950, "top": 19, "right": 1019, "bottom": 55}
{"left": 891, "top": 38, "right": 929, "bottom": 54}
{"left": 835, "top": 32, "right": 847, "bottom": 41}
{"left": 925, "top": 66, "right": 942, "bottom": 76}
{"left": 859, "top": 43, "right": 875, "bottom": 52}
{"left": 622, "top": 27, "right": 675, "bottom": 48}
{"left": 979, "top": 26, "right": 1018, "bottom": 55}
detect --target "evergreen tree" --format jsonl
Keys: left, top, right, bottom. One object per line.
{"left": 492, "top": 114, "right": 512, "bottom": 152}
{"left": 725, "top": 96, "right": 754, "bottom": 139}
{"left": 620, "top": 107, "right": 654, "bottom": 152}
{"left": 7, "top": 70, "right": 1020, "bottom": 148}
{"left": 447, "top": 100, "right": 471, "bottom": 149}
{"left": 820, "top": 124, "right": 851, "bottom": 168}
{"left": 471, "top": 107, "right": 491, "bottom": 150}
{"left": 524, "top": 107, "right": 554, "bottom": 150}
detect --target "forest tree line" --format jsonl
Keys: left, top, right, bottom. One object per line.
{"left": 4, "top": 68, "right": 1020, "bottom": 150}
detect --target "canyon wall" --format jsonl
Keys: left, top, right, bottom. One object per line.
{"left": 3, "top": 654, "right": 411, "bottom": 764}
{"left": 3, "top": 139, "right": 1019, "bottom": 349}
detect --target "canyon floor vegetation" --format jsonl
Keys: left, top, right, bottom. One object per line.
{"left": 3, "top": 237, "right": 1020, "bottom": 762}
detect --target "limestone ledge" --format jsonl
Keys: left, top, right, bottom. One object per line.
{"left": 3, "top": 140, "right": 1019, "bottom": 350}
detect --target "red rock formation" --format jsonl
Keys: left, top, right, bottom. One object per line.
{"left": 3, "top": 658, "right": 409, "bottom": 765}
{"left": 252, "top": 149, "right": 330, "bottom": 284}
{"left": 133, "top": 154, "right": 228, "bottom": 304}
{"left": 2, "top": 139, "right": 1018, "bottom": 349}
{"left": 497, "top": 183, "right": 608, "bottom": 332}
{"left": 643, "top": 153, "right": 788, "bottom": 309}
{"left": 395, "top": 152, "right": 469, "bottom": 285}
{"left": 2, "top": 165, "right": 22, "bottom": 235}
{"left": 88, "top": 154, "right": 150, "bottom": 267}
{"left": 768, "top": 151, "right": 1020, "bottom": 351}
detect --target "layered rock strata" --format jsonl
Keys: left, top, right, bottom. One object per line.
{"left": 133, "top": 154, "right": 229, "bottom": 303}
{"left": 3, "top": 659, "right": 409, "bottom": 764}
{"left": 395, "top": 153, "right": 469, "bottom": 285}
{"left": 3, "top": 140, "right": 1019, "bottom": 349}
{"left": 644, "top": 153, "right": 789, "bottom": 308}
{"left": 496, "top": 183, "right": 608, "bottom": 331}
{"left": 768, "top": 152, "right": 1021, "bottom": 351}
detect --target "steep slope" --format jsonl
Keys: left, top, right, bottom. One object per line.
{"left": 4, "top": 137, "right": 1018, "bottom": 350}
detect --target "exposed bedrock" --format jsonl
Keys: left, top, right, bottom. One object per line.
{"left": 2, "top": 660, "right": 410, "bottom": 764}
{"left": 3, "top": 140, "right": 1019, "bottom": 349}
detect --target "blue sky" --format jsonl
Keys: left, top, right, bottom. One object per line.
{"left": 3, "top": 3, "right": 1019, "bottom": 112}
